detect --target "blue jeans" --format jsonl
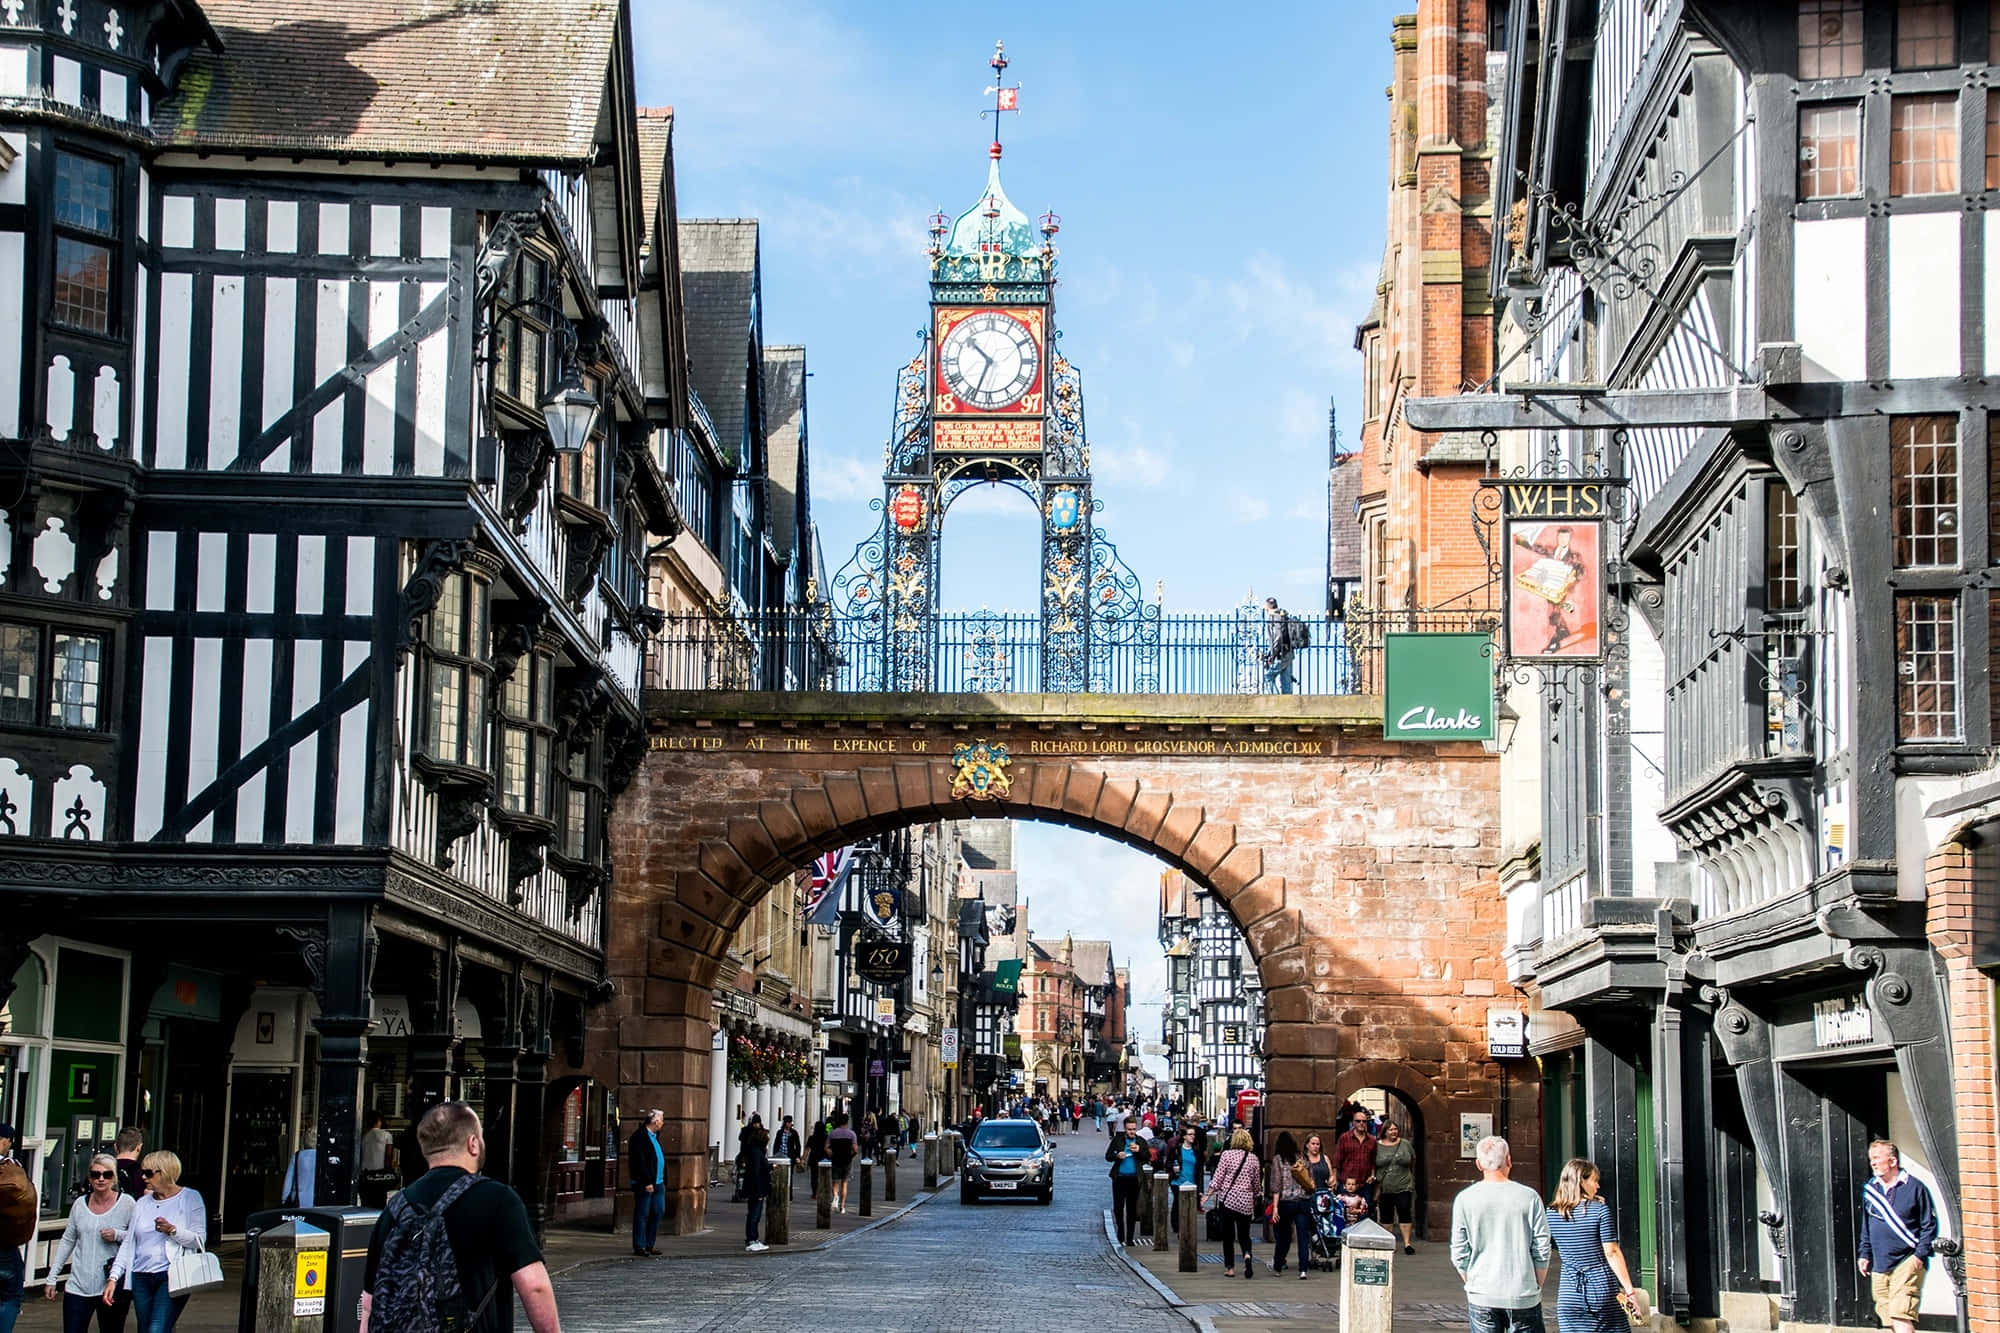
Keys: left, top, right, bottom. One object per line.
{"left": 1264, "top": 656, "right": 1296, "bottom": 693}
{"left": 129, "top": 1273, "right": 186, "bottom": 1333}
{"left": 1274, "top": 1198, "right": 1312, "bottom": 1270}
{"left": 745, "top": 1194, "right": 765, "bottom": 1245}
{"left": 1468, "top": 1304, "right": 1547, "bottom": 1333}
{"left": 632, "top": 1186, "right": 665, "bottom": 1251}
{"left": 63, "top": 1289, "right": 130, "bottom": 1333}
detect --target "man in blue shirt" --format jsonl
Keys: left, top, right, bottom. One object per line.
{"left": 627, "top": 1110, "right": 667, "bottom": 1257}
{"left": 1858, "top": 1140, "right": 1937, "bottom": 1333}
{"left": 1104, "top": 1116, "right": 1148, "bottom": 1246}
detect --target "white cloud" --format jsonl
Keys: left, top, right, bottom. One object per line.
{"left": 1229, "top": 494, "right": 1271, "bottom": 522}
{"left": 762, "top": 185, "right": 932, "bottom": 279}
{"left": 1289, "top": 495, "right": 1326, "bottom": 522}
{"left": 814, "top": 453, "right": 881, "bottom": 501}
{"left": 1092, "top": 441, "right": 1173, "bottom": 488}
{"left": 1278, "top": 386, "right": 1328, "bottom": 454}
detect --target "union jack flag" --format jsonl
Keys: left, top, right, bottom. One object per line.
{"left": 804, "top": 847, "right": 854, "bottom": 925}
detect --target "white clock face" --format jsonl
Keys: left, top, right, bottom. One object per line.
{"left": 938, "top": 311, "right": 1040, "bottom": 410}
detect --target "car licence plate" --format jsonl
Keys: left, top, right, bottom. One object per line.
{"left": 992, "top": 1180, "right": 1018, "bottom": 1190}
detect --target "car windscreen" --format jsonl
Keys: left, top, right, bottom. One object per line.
{"left": 971, "top": 1124, "right": 1042, "bottom": 1150}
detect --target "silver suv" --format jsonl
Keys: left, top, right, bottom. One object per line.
{"left": 960, "top": 1119, "right": 1055, "bottom": 1204}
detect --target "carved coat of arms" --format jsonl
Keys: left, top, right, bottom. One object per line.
{"left": 950, "top": 740, "right": 1013, "bottom": 801}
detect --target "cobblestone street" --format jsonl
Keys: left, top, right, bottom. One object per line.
{"left": 554, "top": 1168, "right": 1186, "bottom": 1333}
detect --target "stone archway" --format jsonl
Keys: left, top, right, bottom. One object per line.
{"left": 597, "top": 693, "right": 1517, "bottom": 1233}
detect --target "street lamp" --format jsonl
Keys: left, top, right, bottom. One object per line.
{"left": 540, "top": 362, "right": 600, "bottom": 455}
{"left": 1483, "top": 698, "right": 1520, "bottom": 756}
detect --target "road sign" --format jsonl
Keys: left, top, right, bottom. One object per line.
{"left": 293, "top": 1244, "right": 328, "bottom": 1316}
{"left": 941, "top": 1029, "right": 960, "bottom": 1069}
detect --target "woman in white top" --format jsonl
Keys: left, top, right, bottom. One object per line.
{"left": 46, "top": 1153, "right": 134, "bottom": 1333}
{"left": 103, "top": 1151, "right": 206, "bottom": 1333}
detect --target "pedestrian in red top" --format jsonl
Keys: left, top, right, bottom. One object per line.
{"left": 1333, "top": 1110, "right": 1378, "bottom": 1208}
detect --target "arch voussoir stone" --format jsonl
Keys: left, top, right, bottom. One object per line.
{"left": 857, "top": 765, "right": 900, "bottom": 818}
{"left": 790, "top": 785, "right": 840, "bottom": 843}
{"left": 1060, "top": 768, "right": 1107, "bottom": 821}
{"left": 1154, "top": 802, "right": 1205, "bottom": 860}
{"left": 695, "top": 839, "right": 759, "bottom": 897}
{"left": 1027, "top": 760, "right": 1069, "bottom": 811}
{"left": 892, "top": 759, "right": 934, "bottom": 812}
{"left": 1228, "top": 874, "right": 1285, "bottom": 931}
{"left": 1124, "top": 789, "right": 1172, "bottom": 843}
{"left": 1208, "top": 845, "right": 1263, "bottom": 899}
{"left": 725, "top": 816, "right": 787, "bottom": 880}
{"left": 820, "top": 773, "right": 869, "bottom": 830}
{"left": 1182, "top": 819, "right": 1237, "bottom": 879}
{"left": 756, "top": 799, "right": 809, "bottom": 859}
{"left": 1096, "top": 778, "right": 1139, "bottom": 829}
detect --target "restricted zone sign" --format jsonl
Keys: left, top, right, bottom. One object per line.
{"left": 293, "top": 1245, "right": 327, "bottom": 1316}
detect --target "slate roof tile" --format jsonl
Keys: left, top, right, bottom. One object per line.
{"left": 763, "top": 345, "right": 807, "bottom": 560}
{"left": 680, "top": 219, "right": 760, "bottom": 466}
{"left": 153, "top": 0, "right": 617, "bottom": 164}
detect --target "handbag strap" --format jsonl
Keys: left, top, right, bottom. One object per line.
{"left": 1215, "top": 1150, "right": 1249, "bottom": 1202}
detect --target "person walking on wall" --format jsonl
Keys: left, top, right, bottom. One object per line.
{"left": 627, "top": 1110, "right": 667, "bottom": 1258}
{"left": 1858, "top": 1139, "right": 1937, "bottom": 1333}
{"left": 1262, "top": 597, "right": 1300, "bottom": 694}
{"left": 1547, "top": 1158, "right": 1641, "bottom": 1333}
{"left": 1449, "top": 1136, "right": 1552, "bottom": 1333}
{"left": 1205, "top": 1128, "right": 1264, "bottom": 1279}
{"left": 1375, "top": 1120, "right": 1419, "bottom": 1253}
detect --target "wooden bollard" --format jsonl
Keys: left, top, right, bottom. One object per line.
{"left": 1138, "top": 1167, "right": 1155, "bottom": 1238}
{"left": 884, "top": 1149, "right": 898, "bottom": 1202}
{"left": 1152, "top": 1171, "right": 1171, "bottom": 1251}
{"left": 859, "top": 1158, "right": 874, "bottom": 1216}
{"left": 1178, "top": 1184, "right": 1198, "bottom": 1272}
{"left": 923, "top": 1133, "right": 939, "bottom": 1189}
{"left": 815, "top": 1159, "right": 832, "bottom": 1229}
{"left": 254, "top": 1219, "right": 328, "bottom": 1333}
{"left": 767, "top": 1160, "right": 790, "bottom": 1246}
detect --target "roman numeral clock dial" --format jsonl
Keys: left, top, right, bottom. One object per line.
{"left": 938, "top": 310, "right": 1040, "bottom": 410}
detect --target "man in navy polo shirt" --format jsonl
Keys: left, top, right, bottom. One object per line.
{"left": 1857, "top": 1139, "right": 1938, "bottom": 1333}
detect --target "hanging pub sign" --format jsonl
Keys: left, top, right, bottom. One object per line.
{"left": 1485, "top": 478, "right": 1614, "bottom": 662}
{"left": 1383, "top": 632, "right": 1495, "bottom": 741}
{"left": 889, "top": 484, "right": 927, "bottom": 532}
{"left": 855, "top": 936, "right": 910, "bottom": 985}
{"left": 865, "top": 879, "right": 902, "bottom": 928}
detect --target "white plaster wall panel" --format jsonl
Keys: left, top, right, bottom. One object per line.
{"left": 213, "top": 198, "right": 246, "bottom": 251}
{"left": 183, "top": 637, "right": 222, "bottom": 841}
{"left": 51, "top": 54, "right": 78, "bottom": 105}
{"left": 131, "top": 263, "right": 146, "bottom": 449}
{"left": 195, "top": 532, "right": 226, "bottom": 611}
{"left": 294, "top": 535, "right": 325, "bottom": 614}
{"left": 93, "top": 548, "right": 114, "bottom": 601}
{"left": 318, "top": 203, "right": 348, "bottom": 256}
{"left": 236, "top": 637, "right": 274, "bottom": 839}
{"left": 246, "top": 535, "right": 276, "bottom": 614}
{"left": 370, "top": 205, "right": 399, "bottom": 257}
{"left": 32, "top": 517, "right": 73, "bottom": 592}
{"left": 44, "top": 354, "right": 72, "bottom": 441}
{"left": 0, "top": 49, "right": 27, "bottom": 98}
{"left": 207, "top": 275, "right": 244, "bottom": 467}
{"left": 1888, "top": 212, "right": 1958, "bottom": 381}
{"left": 266, "top": 200, "right": 297, "bottom": 254}
{"left": 362, "top": 281, "right": 397, "bottom": 474}
{"left": 136, "top": 169, "right": 147, "bottom": 241}
{"left": 98, "top": 68, "right": 125, "bottom": 120}
{"left": 153, "top": 272, "right": 193, "bottom": 467}
{"left": 1794, "top": 218, "right": 1866, "bottom": 382}
{"left": 91, "top": 365, "right": 117, "bottom": 452}
{"left": 161, "top": 195, "right": 194, "bottom": 249}
{"left": 133, "top": 636, "right": 172, "bottom": 839}
{"left": 335, "top": 642, "right": 369, "bottom": 843}
{"left": 344, "top": 537, "right": 372, "bottom": 616}
{"left": 420, "top": 207, "right": 450, "bottom": 259}
{"left": 261, "top": 277, "right": 296, "bottom": 470}
{"left": 415, "top": 283, "right": 446, "bottom": 476}
{"left": 0, "top": 231, "right": 21, "bottom": 437}
{"left": 312, "top": 281, "right": 347, "bottom": 472}
{"left": 284, "top": 639, "right": 320, "bottom": 843}
{"left": 143, "top": 531, "right": 175, "bottom": 611}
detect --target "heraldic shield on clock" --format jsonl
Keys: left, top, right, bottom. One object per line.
{"left": 826, "top": 45, "right": 1157, "bottom": 694}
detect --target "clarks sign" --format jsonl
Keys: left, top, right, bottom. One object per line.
{"left": 1384, "top": 633, "right": 1496, "bottom": 743}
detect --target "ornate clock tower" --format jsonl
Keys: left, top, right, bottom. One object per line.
{"left": 832, "top": 43, "right": 1151, "bottom": 692}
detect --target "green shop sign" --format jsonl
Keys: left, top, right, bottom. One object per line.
{"left": 1383, "top": 632, "right": 1495, "bottom": 742}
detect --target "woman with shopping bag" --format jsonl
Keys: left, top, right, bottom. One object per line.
{"left": 103, "top": 1151, "right": 219, "bottom": 1332}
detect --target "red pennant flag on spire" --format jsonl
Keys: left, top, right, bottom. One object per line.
{"left": 997, "top": 87, "right": 1018, "bottom": 111}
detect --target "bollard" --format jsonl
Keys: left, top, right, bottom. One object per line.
{"left": 860, "top": 1158, "right": 874, "bottom": 1216}
{"left": 923, "top": 1133, "right": 939, "bottom": 1189}
{"left": 766, "top": 1160, "right": 791, "bottom": 1247}
{"left": 1151, "top": 1171, "right": 1171, "bottom": 1251}
{"left": 815, "top": 1159, "right": 833, "bottom": 1230}
{"left": 1137, "top": 1167, "right": 1155, "bottom": 1238}
{"left": 884, "top": 1149, "right": 898, "bottom": 1202}
{"left": 1339, "top": 1218, "right": 1397, "bottom": 1333}
{"left": 254, "top": 1219, "right": 329, "bottom": 1332}
{"left": 1177, "top": 1184, "right": 1198, "bottom": 1273}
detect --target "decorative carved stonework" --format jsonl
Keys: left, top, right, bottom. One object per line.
{"left": 500, "top": 430, "right": 556, "bottom": 534}
{"left": 604, "top": 715, "right": 645, "bottom": 795}
{"left": 420, "top": 764, "right": 491, "bottom": 870}
{"left": 490, "top": 602, "right": 550, "bottom": 705}
{"left": 561, "top": 511, "right": 614, "bottom": 603}
{"left": 496, "top": 817, "right": 554, "bottom": 902}
{"left": 561, "top": 861, "right": 607, "bottom": 921}
{"left": 475, "top": 212, "right": 543, "bottom": 308}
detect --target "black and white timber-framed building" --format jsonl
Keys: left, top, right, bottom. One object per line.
{"left": 1157, "top": 869, "right": 1261, "bottom": 1117}
{"left": 0, "top": 0, "right": 695, "bottom": 1250}
{"left": 1405, "top": 1, "right": 2000, "bottom": 1326}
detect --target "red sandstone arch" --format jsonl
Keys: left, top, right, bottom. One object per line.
{"left": 598, "top": 703, "right": 1514, "bottom": 1235}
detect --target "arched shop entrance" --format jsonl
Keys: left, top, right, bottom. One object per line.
{"left": 592, "top": 690, "right": 1529, "bottom": 1234}
{"left": 1341, "top": 1070, "right": 1445, "bottom": 1239}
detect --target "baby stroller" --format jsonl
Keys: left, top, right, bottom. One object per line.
{"left": 1307, "top": 1189, "right": 1344, "bottom": 1271}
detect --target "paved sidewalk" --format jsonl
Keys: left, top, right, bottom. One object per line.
{"left": 1104, "top": 1209, "right": 1561, "bottom": 1333}
{"left": 10, "top": 1158, "right": 949, "bottom": 1333}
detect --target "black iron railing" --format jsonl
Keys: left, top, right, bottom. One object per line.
{"left": 646, "top": 606, "right": 1498, "bottom": 696}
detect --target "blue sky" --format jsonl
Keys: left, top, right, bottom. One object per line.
{"left": 633, "top": 0, "right": 1395, "bottom": 1071}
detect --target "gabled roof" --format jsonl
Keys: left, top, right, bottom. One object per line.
{"left": 680, "top": 219, "right": 761, "bottom": 466}
{"left": 153, "top": 0, "right": 619, "bottom": 164}
{"left": 763, "top": 346, "right": 807, "bottom": 560}
{"left": 635, "top": 106, "right": 674, "bottom": 257}
{"left": 1070, "top": 940, "right": 1113, "bottom": 987}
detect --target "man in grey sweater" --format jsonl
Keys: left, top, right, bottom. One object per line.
{"left": 1450, "top": 1136, "right": 1552, "bottom": 1333}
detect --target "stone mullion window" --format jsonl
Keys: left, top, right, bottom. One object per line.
{"left": 1896, "top": 593, "right": 1962, "bottom": 739}
{"left": 0, "top": 621, "right": 106, "bottom": 731}
{"left": 496, "top": 647, "right": 557, "bottom": 823}
{"left": 418, "top": 570, "right": 492, "bottom": 772}
{"left": 491, "top": 253, "right": 550, "bottom": 411}
{"left": 51, "top": 151, "right": 120, "bottom": 336}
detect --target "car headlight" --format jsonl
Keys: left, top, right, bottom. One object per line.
{"left": 965, "top": 1153, "right": 985, "bottom": 1167}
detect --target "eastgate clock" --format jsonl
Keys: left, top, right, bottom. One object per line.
{"left": 937, "top": 309, "right": 1041, "bottom": 410}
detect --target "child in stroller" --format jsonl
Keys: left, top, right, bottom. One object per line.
{"left": 1307, "top": 1188, "right": 1345, "bottom": 1271}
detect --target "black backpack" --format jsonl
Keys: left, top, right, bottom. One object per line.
{"left": 370, "top": 1173, "right": 496, "bottom": 1333}
{"left": 1285, "top": 615, "right": 1310, "bottom": 649}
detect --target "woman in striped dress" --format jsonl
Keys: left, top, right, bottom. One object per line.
{"left": 1546, "top": 1158, "right": 1639, "bottom": 1333}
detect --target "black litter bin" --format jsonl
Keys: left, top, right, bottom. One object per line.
{"left": 241, "top": 1206, "right": 380, "bottom": 1333}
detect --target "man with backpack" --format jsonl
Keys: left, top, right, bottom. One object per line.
{"left": 360, "top": 1101, "right": 560, "bottom": 1333}
{"left": 1263, "top": 597, "right": 1305, "bottom": 693}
